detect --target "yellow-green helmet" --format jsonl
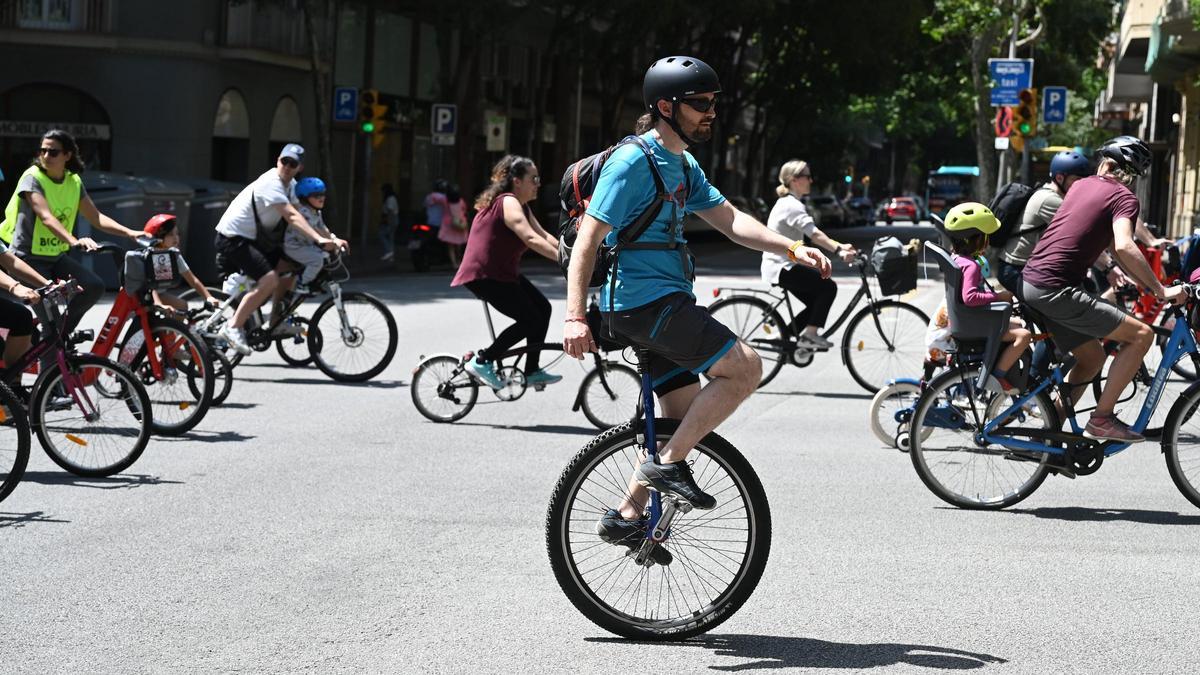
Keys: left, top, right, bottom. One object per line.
{"left": 943, "top": 202, "right": 999, "bottom": 239}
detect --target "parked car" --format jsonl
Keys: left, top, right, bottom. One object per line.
{"left": 883, "top": 196, "right": 920, "bottom": 223}
{"left": 803, "top": 194, "right": 849, "bottom": 228}
{"left": 844, "top": 197, "right": 874, "bottom": 226}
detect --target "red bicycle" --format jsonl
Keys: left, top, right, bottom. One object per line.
{"left": 86, "top": 242, "right": 217, "bottom": 436}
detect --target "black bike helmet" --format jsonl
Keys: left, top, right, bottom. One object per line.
{"left": 642, "top": 56, "right": 721, "bottom": 145}
{"left": 1098, "top": 135, "right": 1152, "bottom": 176}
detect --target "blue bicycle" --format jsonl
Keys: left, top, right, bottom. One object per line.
{"left": 545, "top": 348, "right": 771, "bottom": 640}
{"left": 908, "top": 284, "right": 1200, "bottom": 510}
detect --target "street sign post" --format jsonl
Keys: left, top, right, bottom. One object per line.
{"left": 432, "top": 103, "right": 456, "bottom": 146}
{"left": 1042, "top": 86, "right": 1068, "bottom": 124}
{"left": 988, "top": 58, "right": 1034, "bottom": 106}
{"left": 333, "top": 87, "right": 358, "bottom": 122}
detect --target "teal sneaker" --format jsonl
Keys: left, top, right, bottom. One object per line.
{"left": 467, "top": 356, "right": 506, "bottom": 390}
{"left": 525, "top": 369, "right": 563, "bottom": 386}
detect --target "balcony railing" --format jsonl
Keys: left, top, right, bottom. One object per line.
{"left": 223, "top": 0, "right": 308, "bottom": 58}
{"left": 1, "top": 0, "right": 110, "bottom": 32}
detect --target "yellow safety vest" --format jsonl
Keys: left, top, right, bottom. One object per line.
{"left": 0, "top": 166, "right": 82, "bottom": 257}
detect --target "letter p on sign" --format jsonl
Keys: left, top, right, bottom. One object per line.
{"left": 432, "top": 104, "right": 456, "bottom": 135}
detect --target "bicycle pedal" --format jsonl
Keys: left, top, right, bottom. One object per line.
{"left": 533, "top": 384, "right": 546, "bottom": 392}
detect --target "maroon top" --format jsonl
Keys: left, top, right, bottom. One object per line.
{"left": 1023, "top": 175, "right": 1140, "bottom": 289}
{"left": 451, "top": 193, "right": 529, "bottom": 286}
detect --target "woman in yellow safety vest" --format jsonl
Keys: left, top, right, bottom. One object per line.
{"left": 0, "top": 129, "right": 142, "bottom": 330}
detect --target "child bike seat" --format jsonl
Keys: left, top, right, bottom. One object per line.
{"left": 925, "top": 242, "right": 1011, "bottom": 390}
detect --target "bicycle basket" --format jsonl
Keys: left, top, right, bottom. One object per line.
{"left": 124, "top": 248, "right": 181, "bottom": 293}
{"left": 872, "top": 245, "right": 918, "bottom": 296}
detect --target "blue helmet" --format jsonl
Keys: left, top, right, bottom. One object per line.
{"left": 1049, "top": 150, "right": 1091, "bottom": 179}
{"left": 296, "top": 177, "right": 326, "bottom": 198}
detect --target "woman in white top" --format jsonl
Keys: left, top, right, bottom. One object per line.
{"left": 761, "top": 160, "right": 858, "bottom": 349}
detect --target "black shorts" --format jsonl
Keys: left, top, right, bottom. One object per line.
{"left": 0, "top": 297, "right": 33, "bottom": 336}
{"left": 602, "top": 292, "right": 737, "bottom": 396}
{"left": 215, "top": 234, "right": 282, "bottom": 282}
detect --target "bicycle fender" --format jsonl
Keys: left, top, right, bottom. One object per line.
{"left": 1161, "top": 379, "right": 1200, "bottom": 453}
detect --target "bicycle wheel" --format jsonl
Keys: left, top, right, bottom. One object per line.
{"left": 706, "top": 296, "right": 787, "bottom": 388}
{"left": 546, "top": 418, "right": 771, "bottom": 641}
{"left": 842, "top": 300, "right": 929, "bottom": 394}
{"left": 868, "top": 381, "right": 920, "bottom": 450}
{"left": 119, "top": 317, "right": 214, "bottom": 436}
{"left": 0, "top": 381, "right": 31, "bottom": 504}
{"left": 206, "top": 348, "right": 235, "bottom": 406}
{"left": 33, "top": 354, "right": 152, "bottom": 477}
{"left": 276, "top": 316, "right": 314, "bottom": 367}
{"left": 909, "top": 368, "right": 1056, "bottom": 510}
{"left": 580, "top": 362, "right": 640, "bottom": 430}
{"left": 1162, "top": 382, "right": 1200, "bottom": 509}
{"left": 411, "top": 354, "right": 478, "bottom": 423}
{"left": 308, "top": 292, "right": 398, "bottom": 382}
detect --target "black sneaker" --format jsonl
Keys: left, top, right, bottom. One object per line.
{"left": 634, "top": 457, "right": 717, "bottom": 510}
{"left": 596, "top": 509, "right": 673, "bottom": 566}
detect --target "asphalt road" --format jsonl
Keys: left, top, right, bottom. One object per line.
{"left": 3, "top": 264, "right": 1200, "bottom": 673}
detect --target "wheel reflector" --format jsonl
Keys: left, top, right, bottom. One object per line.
{"left": 65, "top": 433, "right": 87, "bottom": 446}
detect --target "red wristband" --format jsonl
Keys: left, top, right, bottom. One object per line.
{"left": 564, "top": 316, "right": 587, "bottom": 323}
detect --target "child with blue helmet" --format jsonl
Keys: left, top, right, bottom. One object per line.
{"left": 287, "top": 177, "right": 337, "bottom": 290}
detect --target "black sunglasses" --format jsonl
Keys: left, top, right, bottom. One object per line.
{"left": 39, "top": 147, "right": 62, "bottom": 158}
{"left": 280, "top": 157, "right": 299, "bottom": 168}
{"left": 679, "top": 96, "right": 718, "bottom": 113}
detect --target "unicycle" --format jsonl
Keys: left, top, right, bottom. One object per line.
{"left": 545, "top": 348, "right": 771, "bottom": 640}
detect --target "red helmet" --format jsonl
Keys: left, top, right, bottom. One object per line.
{"left": 144, "top": 213, "right": 177, "bottom": 238}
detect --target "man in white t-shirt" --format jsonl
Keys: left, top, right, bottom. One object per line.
{"left": 214, "top": 144, "right": 344, "bottom": 353}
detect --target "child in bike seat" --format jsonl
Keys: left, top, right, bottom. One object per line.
{"left": 141, "top": 213, "right": 218, "bottom": 313}
{"left": 944, "top": 202, "right": 1031, "bottom": 394}
{"left": 287, "top": 177, "right": 336, "bottom": 294}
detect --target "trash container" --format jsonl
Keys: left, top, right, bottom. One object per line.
{"left": 78, "top": 172, "right": 146, "bottom": 289}
{"left": 183, "top": 179, "right": 242, "bottom": 284}
{"left": 133, "top": 176, "right": 193, "bottom": 253}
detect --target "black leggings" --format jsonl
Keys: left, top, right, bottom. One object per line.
{"left": 464, "top": 276, "right": 551, "bottom": 373}
{"left": 777, "top": 264, "right": 837, "bottom": 331}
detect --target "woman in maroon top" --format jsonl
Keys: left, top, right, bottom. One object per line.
{"left": 451, "top": 155, "right": 560, "bottom": 389}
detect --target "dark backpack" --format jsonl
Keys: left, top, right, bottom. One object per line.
{"left": 987, "top": 182, "right": 1038, "bottom": 247}
{"left": 557, "top": 135, "right": 689, "bottom": 288}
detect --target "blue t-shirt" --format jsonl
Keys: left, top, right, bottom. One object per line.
{"left": 585, "top": 132, "right": 725, "bottom": 311}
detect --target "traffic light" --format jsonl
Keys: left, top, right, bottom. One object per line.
{"left": 1013, "top": 88, "right": 1037, "bottom": 138}
{"left": 358, "top": 89, "right": 387, "bottom": 134}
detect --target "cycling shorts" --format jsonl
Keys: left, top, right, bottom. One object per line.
{"left": 1022, "top": 281, "right": 1129, "bottom": 351}
{"left": 215, "top": 234, "right": 282, "bottom": 282}
{"left": 602, "top": 292, "right": 737, "bottom": 396}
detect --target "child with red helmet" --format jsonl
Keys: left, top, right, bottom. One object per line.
{"left": 141, "top": 214, "right": 218, "bottom": 314}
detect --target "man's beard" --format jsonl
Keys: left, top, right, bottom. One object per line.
{"left": 690, "top": 123, "right": 714, "bottom": 142}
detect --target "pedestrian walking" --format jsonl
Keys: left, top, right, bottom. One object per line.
{"left": 437, "top": 185, "right": 469, "bottom": 267}
{"left": 379, "top": 183, "right": 400, "bottom": 262}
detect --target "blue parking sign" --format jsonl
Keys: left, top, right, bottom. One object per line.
{"left": 333, "top": 87, "right": 358, "bottom": 122}
{"left": 1042, "top": 86, "right": 1068, "bottom": 124}
{"left": 432, "top": 104, "right": 456, "bottom": 135}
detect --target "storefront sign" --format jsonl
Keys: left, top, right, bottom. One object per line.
{"left": 0, "top": 120, "right": 112, "bottom": 140}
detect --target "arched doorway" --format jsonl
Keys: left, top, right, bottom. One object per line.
{"left": 268, "top": 96, "right": 302, "bottom": 162}
{"left": 0, "top": 83, "right": 111, "bottom": 192}
{"left": 212, "top": 88, "right": 250, "bottom": 183}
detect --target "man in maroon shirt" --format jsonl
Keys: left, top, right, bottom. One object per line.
{"left": 1022, "top": 136, "right": 1185, "bottom": 443}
